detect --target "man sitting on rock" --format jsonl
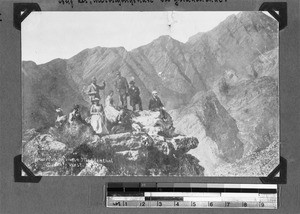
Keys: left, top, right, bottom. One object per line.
{"left": 154, "top": 108, "right": 179, "bottom": 138}
{"left": 148, "top": 90, "right": 164, "bottom": 111}
{"left": 148, "top": 91, "right": 177, "bottom": 138}
{"left": 110, "top": 108, "right": 133, "bottom": 134}
{"left": 55, "top": 108, "right": 67, "bottom": 128}
{"left": 68, "top": 104, "right": 85, "bottom": 124}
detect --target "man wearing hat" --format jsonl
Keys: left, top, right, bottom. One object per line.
{"left": 149, "top": 90, "right": 164, "bottom": 111}
{"left": 55, "top": 108, "right": 67, "bottom": 128}
{"left": 87, "top": 77, "right": 106, "bottom": 103}
{"left": 114, "top": 71, "right": 129, "bottom": 109}
{"left": 128, "top": 80, "right": 143, "bottom": 111}
{"left": 68, "top": 104, "right": 84, "bottom": 124}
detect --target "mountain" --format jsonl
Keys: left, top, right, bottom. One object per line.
{"left": 185, "top": 12, "right": 278, "bottom": 87}
{"left": 22, "top": 59, "right": 88, "bottom": 130}
{"left": 22, "top": 12, "right": 279, "bottom": 176}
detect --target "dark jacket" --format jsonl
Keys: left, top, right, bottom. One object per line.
{"left": 114, "top": 77, "right": 129, "bottom": 95}
{"left": 149, "top": 96, "right": 164, "bottom": 111}
{"left": 128, "top": 86, "right": 140, "bottom": 99}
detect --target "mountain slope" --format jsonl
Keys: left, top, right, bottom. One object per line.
{"left": 186, "top": 12, "right": 278, "bottom": 88}
{"left": 22, "top": 59, "right": 88, "bottom": 130}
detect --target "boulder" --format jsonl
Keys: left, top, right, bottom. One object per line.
{"left": 22, "top": 134, "right": 67, "bottom": 174}
{"left": 77, "top": 160, "right": 108, "bottom": 176}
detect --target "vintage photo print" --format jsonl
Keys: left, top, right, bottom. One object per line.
{"left": 21, "top": 11, "right": 279, "bottom": 176}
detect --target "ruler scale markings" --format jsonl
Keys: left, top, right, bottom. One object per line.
{"left": 108, "top": 196, "right": 145, "bottom": 201}
{"left": 106, "top": 183, "right": 277, "bottom": 209}
{"left": 145, "top": 192, "right": 221, "bottom": 197}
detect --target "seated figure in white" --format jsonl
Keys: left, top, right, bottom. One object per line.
{"left": 104, "top": 90, "right": 120, "bottom": 123}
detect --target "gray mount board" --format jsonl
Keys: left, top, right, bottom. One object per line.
{"left": 0, "top": 0, "right": 300, "bottom": 213}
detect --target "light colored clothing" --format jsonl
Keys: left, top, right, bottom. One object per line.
{"left": 104, "top": 95, "right": 120, "bottom": 123}
{"left": 90, "top": 105, "right": 108, "bottom": 135}
{"left": 68, "top": 110, "right": 76, "bottom": 124}
{"left": 55, "top": 115, "right": 67, "bottom": 127}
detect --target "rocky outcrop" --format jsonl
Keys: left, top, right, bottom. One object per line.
{"left": 22, "top": 111, "right": 204, "bottom": 176}
{"left": 77, "top": 160, "right": 108, "bottom": 176}
{"left": 22, "top": 133, "right": 68, "bottom": 176}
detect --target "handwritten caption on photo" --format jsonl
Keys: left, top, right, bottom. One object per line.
{"left": 58, "top": 0, "right": 228, "bottom": 8}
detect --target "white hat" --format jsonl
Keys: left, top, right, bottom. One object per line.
{"left": 152, "top": 90, "right": 158, "bottom": 95}
{"left": 92, "top": 98, "right": 100, "bottom": 102}
{"left": 56, "top": 108, "right": 63, "bottom": 113}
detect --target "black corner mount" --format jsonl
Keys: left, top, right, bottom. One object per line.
{"left": 259, "top": 2, "right": 287, "bottom": 30}
{"left": 13, "top": 3, "right": 41, "bottom": 31}
{"left": 259, "top": 156, "right": 287, "bottom": 184}
{"left": 14, "top": 154, "right": 42, "bottom": 183}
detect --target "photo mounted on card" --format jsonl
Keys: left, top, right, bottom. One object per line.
{"left": 21, "top": 11, "right": 279, "bottom": 176}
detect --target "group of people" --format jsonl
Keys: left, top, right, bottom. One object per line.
{"left": 55, "top": 71, "right": 169, "bottom": 136}
{"left": 87, "top": 71, "right": 144, "bottom": 111}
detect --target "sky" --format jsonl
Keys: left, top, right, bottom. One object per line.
{"left": 22, "top": 11, "right": 241, "bottom": 64}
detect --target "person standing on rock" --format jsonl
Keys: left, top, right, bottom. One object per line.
{"left": 149, "top": 90, "right": 164, "bottom": 111}
{"left": 90, "top": 98, "right": 109, "bottom": 136}
{"left": 128, "top": 80, "right": 143, "bottom": 111}
{"left": 87, "top": 77, "right": 106, "bottom": 103}
{"left": 114, "top": 71, "right": 129, "bottom": 109}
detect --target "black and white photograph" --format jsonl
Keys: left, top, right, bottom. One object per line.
{"left": 21, "top": 11, "right": 279, "bottom": 176}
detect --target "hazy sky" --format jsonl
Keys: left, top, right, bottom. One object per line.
{"left": 22, "top": 11, "right": 240, "bottom": 64}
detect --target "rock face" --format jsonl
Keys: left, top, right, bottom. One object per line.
{"left": 22, "top": 111, "right": 204, "bottom": 176}
{"left": 170, "top": 91, "right": 244, "bottom": 175}
{"left": 214, "top": 141, "right": 279, "bottom": 176}
{"left": 216, "top": 76, "right": 279, "bottom": 155}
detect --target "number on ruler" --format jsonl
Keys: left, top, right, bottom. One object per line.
{"left": 113, "top": 201, "right": 121, "bottom": 206}
{"left": 191, "top": 201, "right": 196, "bottom": 207}
{"left": 225, "top": 202, "right": 230, "bottom": 207}
{"left": 175, "top": 201, "right": 179, "bottom": 206}
{"left": 209, "top": 202, "right": 214, "bottom": 207}
{"left": 123, "top": 201, "right": 127, "bottom": 206}
{"left": 139, "top": 201, "right": 145, "bottom": 206}
{"left": 259, "top": 202, "right": 264, "bottom": 207}
{"left": 157, "top": 201, "right": 162, "bottom": 206}
{"left": 242, "top": 202, "right": 247, "bottom": 207}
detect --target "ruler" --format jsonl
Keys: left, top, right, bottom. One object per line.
{"left": 106, "top": 183, "right": 277, "bottom": 209}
